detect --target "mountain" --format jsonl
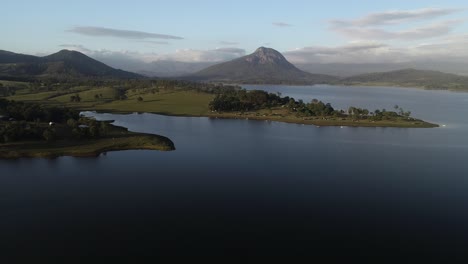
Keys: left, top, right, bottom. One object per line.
{"left": 188, "top": 47, "right": 337, "bottom": 84}
{"left": 0, "top": 49, "right": 141, "bottom": 80}
{"left": 295, "top": 63, "right": 412, "bottom": 77}
{"left": 0, "top": 50, "right": 40, "bottom": 64}
{"left": 341, "top": 68, "right": 468, "bottom": 91}
{"left": 295, "top": 62, "right": 468, "bottom": 77}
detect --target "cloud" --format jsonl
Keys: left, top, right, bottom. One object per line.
{"left": 213, "top": 47, "right": 245, "bottom": 53}
{"left": 329, "top": 7, "right": 463, "bottom": 41}
{"left": 219, "top": 41, "right": 239, "bottom": 45}
{"left": 272, "top": 22, "right": 293, "bottom": 27}
{"left": 157, "top": 48, "right": 246, "bottom": 62}
{"left": 334, "top": 20, "right": 462, "bottom": 40}
{"left": 59, "top": 44, "right": 245, "bottom": 65}
{"left": 284, "top": 35, "right": 468, "bottom": 65}
{"left": 330, "top": 7, "right": 460, "bottom": 27}
{"left": 284, "top": 42, "right": 400, "bottom": 64}
{"left": 67, "top": 26, "right": 183, "bottom": 40}
{"left": 59, "top": 44, "right": 92, "bottom": 53}
{"left": 405, "top": 34, "right": 468, "bottom": 61}
{"left": 138, "top": 40, "right": 170, "bottom": 45}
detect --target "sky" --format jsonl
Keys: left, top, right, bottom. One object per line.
{"left": 1, "top": 0, "right": 468, "bottom": 66}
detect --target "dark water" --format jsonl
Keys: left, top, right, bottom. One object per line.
{"left": 1, "top": 85, "right": 468, "bottom": 257}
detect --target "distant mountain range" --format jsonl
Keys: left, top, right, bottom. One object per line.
{"left": 340, "top": 68, "right": 468, "bottom": 90}
{"left": 1, "top": 48, "right": 468, "bottom": 91}
{"left": 186, "top": 47, "right": 337, "bottom": 85}
{"left": 295, "top": 61, "right": 468, "bottom": 77}
{"left": 0, "top": 49, "right": 141, "bottom": 80}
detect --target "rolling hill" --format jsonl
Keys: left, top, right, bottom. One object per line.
{"left": 188, "top": 47, "right": 337, "bottom": 84}
{"left": 341, "top": 68, "right": 468, "bottom": 91}
{"left": 0, "top": 49, "right": 142, "bottom": 80}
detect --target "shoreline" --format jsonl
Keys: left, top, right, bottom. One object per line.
{"left": 82, "top": 109, "right": 439, "bottom": 128}
{"left": 0, "top": 124, "right": 175, "bottom": 159}
{"left": 240, "top": 83, "right": 468, "bottom": 93}
{"left": 205, "top": 113, "right": 439, "bottom": 128}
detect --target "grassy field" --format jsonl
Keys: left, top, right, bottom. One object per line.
{"left": 6, "top": 87, "right": 214, "bottom": 116}
{"left": 92, "top": 91, "right": 214, "bottom": 116}
{"left": 0, "top": 80, "right": 30, "bottom": 89}
{"left": 0, "top": 123, "right": 175, "bottom": 159}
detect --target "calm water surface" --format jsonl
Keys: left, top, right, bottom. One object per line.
{"left": 1, "top": 85, "right": 468, "bottom": 257}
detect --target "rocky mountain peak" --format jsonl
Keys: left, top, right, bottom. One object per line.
{"left": 245, "top": 47, "right": 288, "bottom": 65}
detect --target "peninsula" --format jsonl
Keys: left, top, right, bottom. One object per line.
{"left": 0, "top": 99, "right": 174, "bottom": 159}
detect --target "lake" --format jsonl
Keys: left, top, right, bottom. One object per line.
{"left": 1, "top": 85, "right": 468, "bottom": 257}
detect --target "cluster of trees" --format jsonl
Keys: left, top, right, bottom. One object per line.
{"left": 288, "top": 98, "right": 336, "bottom": 117}
{"left": 0, "top": 99, "right": 108, "bottom": 143}
{"left": 0, "top": 118, "right": 109, "bottom": 144}
{"left": 66, "top": 118, "right": 108, "bottom": 139}
{"left": 0, "top": 99, "right": 79, "bottom": 122}
{"left": 208, "top": 90, "right": 415, "bottom": 122}
{"left": 114, "top": 87, "right": 127, "bottom": 100}
{"left": 0, "top": 122, "right": 50, "bottom": 143}
{"left": 347, "top": 105, "right": 413, "bottom": 121}
{"left": 209, "top": 89, "right": 289, "bottom": 111}
{"left": 70, "top": 94, "right": 81, "bottom": 102}
{"left": 209, "top": 89, "right": 336, "bottom": 117}
{"left": 0, "top": 83, "right": 17, "bottom": 96}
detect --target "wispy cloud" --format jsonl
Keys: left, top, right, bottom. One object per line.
{"left": 329, "top": 7, "right": 463, "bottom": 41}
{"left": 59, "top": 44, "right": 92, "bottom": 52}
{"left": 213, "top": 47, "right": 245, "bottom": 53}
{"left": 60, "top": 43, "right": 245, "bottom": 64}
{"left": 157, "top": 48, "right": 246, "bottom": 62}
{"left": 284, "top": 42, "right": 396, "bottom": 64}
{"left": 334, "top": 20, "right": 462, "bottom": 40}
{"left": 219, "top": 41, "right": 239, "bottom": 45}
{"left": 330, "top": 7, "right": 461, "bottom": 27}
{"left": 67, "top": 26, "right": 183, "bottom": 40}
{"left": 138, "top": 40, "right": 170, "bottom": 45}
{"left": 272, "top": 22, "right": 293, "bottom": 27}
{"left": 284, "top": 34, "right": 468, "bottom": 65}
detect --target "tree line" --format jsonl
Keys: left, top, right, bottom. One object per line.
{"left": 0, "top": 99, "right": 108, "bottom": 143}
{"left": 209, "top": 89, "right": 414, "bottom": 120}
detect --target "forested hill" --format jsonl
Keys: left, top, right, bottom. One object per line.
{"left": 0, "top": 49, "right": 142, "bottom": 80}
{"left": 340, "top": 68, "right": 468, "bottom": 91}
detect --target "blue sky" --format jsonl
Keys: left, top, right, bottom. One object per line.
{"left": 1, "top": 0, "right": 468, "bottom": 65}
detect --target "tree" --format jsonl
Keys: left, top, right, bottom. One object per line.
{"left": 42, "top": 128, "right": 56, "bottom": 142}
{"left": 99, "top": 122, "right": 108, "bottom": 136}
{"left": 70, "top": 94, "right": 81, "bottom": 102}
{"left": 67, "top": 118, "right": 78, "bottom": 128}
